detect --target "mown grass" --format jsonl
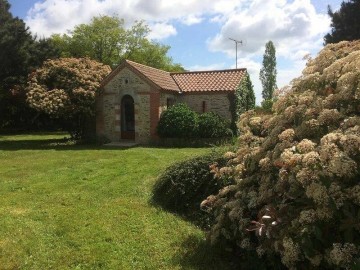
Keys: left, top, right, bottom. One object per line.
{"left": 0, "top": 133, "right": 236, "bottom": 270}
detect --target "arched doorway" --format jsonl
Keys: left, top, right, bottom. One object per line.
{"left": 121, "top": 95, "right": 135, "bottom": 140}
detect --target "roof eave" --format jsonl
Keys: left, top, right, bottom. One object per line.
{"left": 179, "top": 89, "right": 236, "bottom": 94}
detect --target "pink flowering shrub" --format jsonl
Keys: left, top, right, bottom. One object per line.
{"left": 26, "top": 58, "right": 111, "bottom": 139}
{"left": 203, "top": 41, "right": 360, "bottom": 269}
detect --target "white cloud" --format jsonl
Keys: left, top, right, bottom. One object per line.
{"left": 182, "top": 15, "right": 203, "bottom": 26}
{"left": 26, "top": 0, "right": 100, "bottom": 37}
{"left": 205, "top": 0, "right": 331, "bottom": 102}
{"left": 208, "top": 0, "right": 330, "bottom": 59}
{"left": 147, "top": 23, "right": 177, "bottom": 40}
{"left": 277, "top": 59, "right": 308, "bottom": 87}
{"left": 25, "top": 0, "right": 243, "bottom": 38}
{"left": 24, "top": 0, "right": 333, "bottom": 103}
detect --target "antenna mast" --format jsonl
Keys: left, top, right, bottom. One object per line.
{"left": 229, "top": 38, "right": 243, "bottom": 69}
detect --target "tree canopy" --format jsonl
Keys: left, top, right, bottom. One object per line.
{"left": 324, "top": 0, "right": 360, "bottom": 44}
{"left": 259, "top": 41, "right": 277, "bottom": 101}
{"left": 51, "top": 16, "right": 184, "bottom": 72}
{"left": 26, "top": 58, "right": 111, "bottom": 139}
{"left": 235, "top": 73, "right": 255, "bottom": 117}
{"left": 0, "top": 0, "right": 59, "bottom": 129}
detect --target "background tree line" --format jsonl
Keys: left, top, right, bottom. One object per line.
{"left": 1, "top": 0, "right": 359, "bottom": 133}
{"left": 0, "top": 0, "right": 60, "bottom": 130}
{"left": 0, "top": 0, "right": 183, "bottom": 132}
{"left": 50, "top": 16, "right": 184, "bottom": 71}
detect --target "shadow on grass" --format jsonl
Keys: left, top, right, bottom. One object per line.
{"left": 0, "top": 138, "right": 227, "bottom": 151}
{"left": 0, "top": 132, "right": 234, "bottom": 151}
{"left": 173, "top": 235, "right": 240, "bottom": 270}
{"left": 149, "top": 199, "right": 215, "bottom": 231}
{"left": 0, "top": 138, "right": 131, "bottom": 151}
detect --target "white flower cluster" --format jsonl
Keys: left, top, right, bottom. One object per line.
{"left": 278, "top": 129, "right": 295, "bottom": 142}
{"left": 329, "top": 243, "right": 358, "bottom": 267}
{"left": 296, "top": 139, "right": 316, "bottom": 154}
{"left": 208, "top": 41, "right": 360, "bottom": 269}
{"left": 281, "top": 237, "right": 301, "bottom": 268}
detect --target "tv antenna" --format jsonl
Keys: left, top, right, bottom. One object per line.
{"left": 229, "top": 38, "right": 244, "bottom": 69}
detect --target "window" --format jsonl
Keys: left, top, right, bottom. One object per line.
{"left": 122, "top": 77, "right": 129, "bottom": 84}
{"left": 202, "top": 101, "right": 207, "bottom": 113}
{"left": 167, "top": 98, "right": 175, "bottom": 108}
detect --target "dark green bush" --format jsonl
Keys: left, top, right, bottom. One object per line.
{"left": 157, "top": 104, "right": 233, "bottom": 139}
{"left": 152, "top": 151, "right": 230, "bottom": 228}
{"left": 198, "top": 112, "right": 232, "bottom": 138}
{"left": 157, "top": 103, "right": 199, "bottom": 138}
{"left": 260, "top": 99, "right": 273, "bottom": 112}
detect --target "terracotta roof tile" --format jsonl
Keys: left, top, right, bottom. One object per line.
{"left": 102, "top": 60, "right": 247, "bottom": 93}
{"left": 126, "top": 60, "right": 180, "bottom": 91}
{"left": 171, "top": 69, "right": 246, "bottom": 92}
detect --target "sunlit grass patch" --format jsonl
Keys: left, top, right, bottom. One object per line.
{"left": 0, "top": 133, "right": 236, "bottom": 269}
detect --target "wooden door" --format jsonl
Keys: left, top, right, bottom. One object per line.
{"left": 121, "top": 95, "right": 135, "bottom": 140}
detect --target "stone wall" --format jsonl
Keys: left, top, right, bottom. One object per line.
{"left": 98, "top": 93, "right": 117, "bottom": 141}
{"left": 136, "top": 93, "right": 151, "bottom": 143}
{"left": 159, "top": 92, "right": 178, "bottom": 115}
{"left": 97, "top": 67, "right": 153, "bottom": 144}
{"left": 179, "top": 92, "right": 233, "bottom": 121}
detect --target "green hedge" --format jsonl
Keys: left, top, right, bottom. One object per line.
{"left": 157, "top": 103, "right": 198, "bottom": 138}
{"left": 152, "top": 151, "right": 230, "bottom": 228}
{"left": 157, "top": 103, "right": 232, "bottom": 139}
{"left": 198, "top": 112, "right": 232, "bottom": 138}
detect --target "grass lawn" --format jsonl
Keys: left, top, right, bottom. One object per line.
{"left": 0, "top": 133, "right": 235, "bottom": 270}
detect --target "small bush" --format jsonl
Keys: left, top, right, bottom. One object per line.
{"left": 152, "top": 151, "right": 231, "bottom": 228}
{"left": 260, "top": 99, "right": 273, "bottom": 112}
{"left": 157, "top": 103, "right": 198, "bottom": 138}
{"left": 198, "top": 112, "right": 232, "bottom": 138}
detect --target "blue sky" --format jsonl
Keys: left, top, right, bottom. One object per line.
{"left": 9, "top": 0, "right": 343, "bottom": 103}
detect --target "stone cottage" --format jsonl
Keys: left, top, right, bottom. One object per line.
{"left": 96, "top": 60, "right": 247, "bottom": 144}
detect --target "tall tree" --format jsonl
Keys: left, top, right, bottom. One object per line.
{"left": 0, "top": 0, "right": 32, "bottom": 91}
{"left": 29, "top": 37, "right": 60, "bottom": 68}
{"left": 51, "top": 16, "right": 128, "bottom": 66}
{"left": 324, "top": 0, "right": 360, "bottom": 44}
{"left": 235, "top": 73, "right": 255, "bottom": 117}
{"left": 71, "top": 16, "right": 126, "bottom": 66}
{"left": 0, "top": 0, "right": 59, "bottom": 129}
{"left": 127, "top": 40, "right": 184, "bottom": 72}
{"left": 50, "top": 16, "right": 184, "bottom": 71}
{"left": 0, "top": 0, "right": 33, "bottom": 129}
{"left": 259, "top": 40, "right": 277, "bottom": 101}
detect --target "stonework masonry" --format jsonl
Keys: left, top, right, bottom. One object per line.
{"left": 179, "top": 93, "right": 232, "bottom": 120}
{"left": 97, "top": 67, "right": 154, "bottom": 144}
{"left": 159, "top": 92, "right": 177, "bottom": 115}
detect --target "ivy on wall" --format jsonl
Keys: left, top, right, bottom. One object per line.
{"left": 229, "top": 72, "right": 256, "bottom": 134}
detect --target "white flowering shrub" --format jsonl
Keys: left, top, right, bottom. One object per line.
{"left": 203, "top": 41, "right": 360, "bottom": 269}
{"left": 26, "top": 58, "right": 111, "bottom": 139}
